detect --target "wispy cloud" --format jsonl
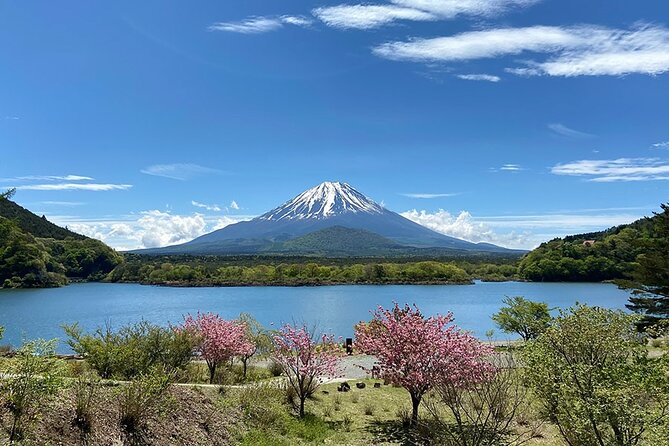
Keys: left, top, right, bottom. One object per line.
{"left": 401, "top": 192, "right": 459, "bottom": 198}
{"left": 192, "top": 200, "right": 222, "bottom": 212}
{"left": 0, "top": 175, "right": 93, "bottom": 182}
{"left": 313, "top": 0, "right": 539, "bottom": 30}
{"left": 208, "top": 15, "right": 312, "bottom": 34}
{"left": 141, "top": 163, "right": 222, "bottom": 180}
{"left": 456, "top": 73, "right": 501, "bottom": 82}
{"left": 39, "top": 201, "right": 86, "bottom": 206}
{"left": 652, "top": 141, "right": 669, "bottom": 149}
{"left": 230, "top": 200, "right": 240, "bottom": 210}
{"left": 494, "top": 164, "right": 524, "bottom": 172}
{"left": 12, "top": 183, "right": 133, "bottom": 191}
{"left": 551, "top": 158, "right": 669, "bottom": 182}
{"left": 548, "top": 123, "right": 594, "bottom": 138}
{"left": 374, "top": 24, "right": 669, "bottom": 77}
{"left": 2, "top": 116, "right": 19, "bottom": 120}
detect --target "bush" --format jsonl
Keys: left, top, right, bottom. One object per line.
{"left": 524, "top": 305, "right": 669, "bottom": 446}
{"left": 427, "top": 355, "right": 539, "bottom": 446}
{"left": 0, "top": 339, "right": 62, "bottom": 443}
{"left": 267, "top": 360, "right": 283, "bottom": 377}
{"left": 64, "top": 320, "right": 197, "bottom": 379}
{"left": 118, "top": 368, "right": 172, "bottom": 435}
{"left": 72, "top": 372, "right": 99, "bottom": 434}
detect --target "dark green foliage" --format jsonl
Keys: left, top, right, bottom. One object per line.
{"left": 626, "top": 204, "right": 669, "bottom": 329}
{"left": 518, "top": 212, "right": 658, "bottom": 282}
{"left": 0, "top": 195, "right": 85, "bottom": 240}
{"left": 64, "top": 321, "right": 198, "bottom": 379}
{"left": 0, "top": 217, "right": 68, "bottom": 288}
{"left": 523, "top": 305, "right": 669, "bottom": 446}
{"left": 43, "top": 237, "right": 123, "bottom": 280}
{"left": 110, "top": 257, "right": 473, "bottom": 286}
{"left": 0, "top": 196, "right": 122, "bottom": 288}
{"left": 492, "top": 296, "right": 552, "bottom": 341}
{"left": 280, "top": 226, "right": 402, "bottom": 255}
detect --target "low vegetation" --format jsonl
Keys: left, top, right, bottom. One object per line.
{"left": 0, "top": 299, "right": 668, "bottom": 445}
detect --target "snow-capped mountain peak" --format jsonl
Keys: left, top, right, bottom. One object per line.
{"left": 258, "top": 181, "right": 384, "bottom": 221}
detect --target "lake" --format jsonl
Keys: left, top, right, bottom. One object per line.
{"left": 0, "top": 281, "right": 631, "bottom": 352}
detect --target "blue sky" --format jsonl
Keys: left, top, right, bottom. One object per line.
{"left": 1, "top": 0, "right": 668, "bottom": 250}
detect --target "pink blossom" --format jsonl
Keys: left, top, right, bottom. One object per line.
{"left": 272, "top": 324, "right": 341, "bottom": 417}
{"left": 355, "top": 303, "right": 495, "bottom": 425}
{"left": 182, "top": 312, "right": 254, "bottom": 384}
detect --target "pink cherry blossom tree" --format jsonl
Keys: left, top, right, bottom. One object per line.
{"left": 355, "top": 303, "right": 495, "bottom": 425}
{"left": 182, "top": 312, "right": 254, "bottom": 384}
{"left": 272, "top": 324, "right": 341, "bottom": 417}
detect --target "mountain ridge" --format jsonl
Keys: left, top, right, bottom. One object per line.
{"left": 134, "top": 182, "right": 518, "bottom": 256}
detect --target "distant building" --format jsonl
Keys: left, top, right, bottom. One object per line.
{"left": 582, "top": 240, "right": 596, "bottom": 247}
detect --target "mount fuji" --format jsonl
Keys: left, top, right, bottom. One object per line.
{"left": 135, "top": 182, "right": 519, "bottom": 256}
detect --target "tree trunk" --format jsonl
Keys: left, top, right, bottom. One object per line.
{"left": 299, "top": 396, "right": 306, "bottom": 418}
{"left": 410, "top": 392, "right": 421, "bottom": 426}
{"left": 242, "top": 357, "right": 248, "bottom": 381}
{"left": 208, "top": 362, "right": 217, "bottom": 384}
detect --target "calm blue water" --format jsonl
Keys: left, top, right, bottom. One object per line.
{"left": 0, "top": 282, "right": 631, "bottom": 352}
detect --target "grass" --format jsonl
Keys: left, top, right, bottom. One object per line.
{"left": 228, "top": 378, "right": 565, "bottom": 446}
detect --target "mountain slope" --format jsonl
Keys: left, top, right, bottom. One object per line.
{"left": 518, "top": 211, "right": 658, "bottom": 282}
{"left": 0, "top": 197, "right": 86, "bottom": 240}
{"left": 0, "top": 196, "right": 122, "bottom": 287}
{"left": 136, "top": 182, "right": 515, "bottom": 256}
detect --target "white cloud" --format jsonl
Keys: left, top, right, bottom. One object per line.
{"left": 213, "top": 216, "right": 241, "bottom": 230}
{"left": 497, "top": 164, "right": 523, "bottom": 171}
{"left": 137, "top": 211, "right": 207, "bottom": 248}
{"left": 1, "top": 174, "right": 93, "bottom": 182}
{"left": 456, "top": 74, "right": 500, "bottom": 82}
{"left": 551, "top": 158, "right": 669, "bottom": 182}
{"left": 548, "top": 123, "right": 594, "bottom": 138}
{"left": 313, "top": 5, "right": 436, "bottom": 29}
{"left": 2, "top": 116, "right": 19, "bottom": 120}
{"left": 13, "top": 183, "right": 132, "bottom": 191}
{"left": 401, "top": 209, "right": 532, "bottom": 248}
{"left": 208, "top": 15, "right": 312, "bottom": 34}
{"left": 192, "top": 200, "right": 222, "bottom": 212}
{"left": 401, "top": 193, "right": 459, "bottom": 198}
{"left": 374, "top": 24, "right": 669, "bottom": 77}
{"left": 652, "top": 141, "right": 669, "bottom": 149}
{"left": 230, "top": 200, "right": 240, "bottom": 210}
{"left": 402, "top": 207, "right": 647, "bottom": 249}
{"left": 313, "top": 0, "right": 538, "bottom": 30}
{"left": 39, "top": 201, "right": 86, "bottom": 206}
{"left": 141, "top": 163, "right": 222, "bottom": 180}
{"left": 50, "top": 212, "right": 254, "bottom": 250}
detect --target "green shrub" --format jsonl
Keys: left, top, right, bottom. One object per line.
{"left": 524, "top": 305, "right": 669, "bottom": 446}
{"left": 72, "top": 372, "right": 99, "bottom": 434}
{"left": 0, "top": 339, "right": 62, "bottom": 443}
{"left": 267, "top": 359, "right": 283, "bottom": 377}
{"left": 117, "top": 368, "right": 172, "bottom": 435}
{"left": 64, "top": 320, "right": 197, "bottom": 379}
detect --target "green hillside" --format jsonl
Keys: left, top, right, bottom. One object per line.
{"left": 0, "top": 193, "right": 122, "bottom": 288}
{"left": 0, "top": 194, "right": 86, "bottom": 240}
{"left": 278, "top": 226, "right": 403, "bottom": 255}
{"left": 518, "top": 208, "right": 660, "bottom": 282}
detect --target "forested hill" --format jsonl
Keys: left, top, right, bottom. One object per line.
{"left": 0, "top": 196, "right": 86, "bottom": 240}
{"left": 518, "top": 209, "right": 661, "bottom": 282}
{"left": 0, "top": 194, "right": 122, "bottom": 288}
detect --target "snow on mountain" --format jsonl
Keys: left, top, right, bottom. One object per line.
{"left": 133, "top": 181, "right": 519, "bottom": 255}
{"left": 258, "top": 182, "right": 383, "bottom": 221}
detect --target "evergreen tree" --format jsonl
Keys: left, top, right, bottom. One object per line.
{"left": 626, "top": 204, "right": 669, "bottom": 330}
